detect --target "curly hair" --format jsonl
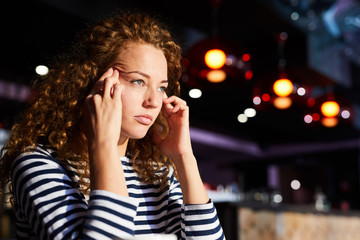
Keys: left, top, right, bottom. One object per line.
{"left": 0, "top": 11, "right": 183, "bottom": 198}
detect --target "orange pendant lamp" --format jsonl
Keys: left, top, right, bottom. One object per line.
{"left": 320, "top": 100, "right": 340, "bottom": 118}
{"left": 204, "top": 49, "right": 226, "bottom": 69}
{"left": 273, "top": 78, "right": 293, "bottom": 97}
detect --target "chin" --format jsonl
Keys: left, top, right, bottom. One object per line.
{"left": 123, "top": 126, "right": 151, "bottom": 140}
{"left": 129, "top": 133, "right": 147, "bottom": 140}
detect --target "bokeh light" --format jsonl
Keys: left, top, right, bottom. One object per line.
{"left": 204, "top": 49, "right": 226, "bottom": 69}
{"left": 262, "top": 93, "right": 271, "bottom": 102}
{"left": 291, "top": 179, "right": 301, "bottom": 190}
{"left": 206, "top": 69, "right": 226, "bottom": 83}
{"left": 244, "top": 108, "right": 256, "bottom": 118}
{"left": 237, "top": 114, "right": 248, "bottom": 123}
{"left": 341, "top": 110, "right": 351, "bottom": 119}
{"left": 304, "top": 114, "right": 312, "bottom": 124}
{"left": 297, "top": 87, "right": 306, "bottom": 96}
{"left": 189, "top": 88, "right": 202, "bottom": 99}
{"left": 273, "top": 97, "right": 292, "bottom": 109}
{"left": 321, "top": 101, "right": 340, "bottom": 118}
{"left": 253, "top": 96, "right": 261, "bottom": 105}
{"left": 321, "top": 117, "right": 338, "bottom": 128}
{"left": 273, "top": 78, "right": 293, "bottom": 97}
{"left": 35, "top": 65, "right": 49, "bottom": 75}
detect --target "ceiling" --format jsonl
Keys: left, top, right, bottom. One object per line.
{"left": 1, "top": 0, "right": 360, "bottom": 163}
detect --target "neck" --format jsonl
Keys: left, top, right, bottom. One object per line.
{"left": 117, "top": 137, "right": 129, "bottom": 157}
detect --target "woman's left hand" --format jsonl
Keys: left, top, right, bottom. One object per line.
{"left": 154, "top": 95, "right": 210, "bottom": 204}
{"left": 153, "top": 95, "right": 193, "bottom": 162}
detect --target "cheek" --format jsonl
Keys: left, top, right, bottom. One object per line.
{"left": 120, "top": 91, "right": 139, "bottom": 113}
{"left": 154, "top": 106, "right": 162, "bottom": 118}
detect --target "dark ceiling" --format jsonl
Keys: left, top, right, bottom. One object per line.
{"left": 1, "top": 0, "right": 360, "bottom": 162}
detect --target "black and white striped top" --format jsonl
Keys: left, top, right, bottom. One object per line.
{"left": 11, "top": 145, "right": 225, "bottom": 240}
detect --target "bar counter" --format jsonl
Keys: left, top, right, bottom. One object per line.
{"left": 215, "top": 201, "right": 360, "bottom": 240}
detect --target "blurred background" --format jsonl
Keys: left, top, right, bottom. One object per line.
{"left": 2, "top": 0, "right": 360, "bottom": 239}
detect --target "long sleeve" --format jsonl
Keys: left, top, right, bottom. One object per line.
{"left": 11, "top": 146, "right": 226, "bottom": 239}
{"left": 181, "top": 202, "right": 225, "bottom": 239}
{"left": 167, "top": 172, "right": 226, "bottom": 240}
{"left": 11, "top": 147, "right": 139, "bottom": 240}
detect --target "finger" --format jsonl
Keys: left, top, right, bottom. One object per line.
{"left": 162, "top": 96, "right": 174, "bottom": 116}
{"left": 171, "top": 104, "right": 181, "bottom": 113}
{"left": 164, "top": 96, "right": 187, "bottom": 112}
{"left": 100, "top": 67, "right": 114, "bottom": 81}
{"left": 112, "top": 83, "right": 124, "bottom": 101}
{"left": 89, "top": 68, "right": 113, "bottom": 96}
{"left": 89, "top": 80, "right": 105, "bottom": 96}
{"left": 103, "top": 69, "right": 119, "bottom": 97}
{"left": 162, "top": 102, "right": 188, "bottom": 118}
{"left": 163, "top": 95, "right": 187, "bottom": 106}
{"left": 162, "top": 101, "right": 174, "bottom": 117}
{"left": 171, "top": 102, "right": 189, "bottom": 114}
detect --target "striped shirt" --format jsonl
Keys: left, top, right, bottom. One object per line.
{"left": 11, "top": 145, "right": 225, "bottom": 240}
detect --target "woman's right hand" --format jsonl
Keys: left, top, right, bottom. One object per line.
{"left": 83, "top": 68, "right": 128, "bottom": 196}
{"left": 83, "top": 68, "right": 124, "bottom": 148}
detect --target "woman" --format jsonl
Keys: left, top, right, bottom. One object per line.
{"left": 0, "top": 11, "right": 225, "bottom": 240}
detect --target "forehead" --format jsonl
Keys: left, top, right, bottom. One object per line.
{"left": 115, "top": 43, "right": 167, "bottom": 73}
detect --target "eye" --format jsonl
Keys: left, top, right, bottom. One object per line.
{"left": 158, "top": 86, "right": 168, "bottom": 92}
{"left": 131, "top": 79, "right": 145, "bottom": 86}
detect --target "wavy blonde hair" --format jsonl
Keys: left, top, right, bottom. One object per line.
{"left": 0, "top": 11, "right": 182, "bottom": 197}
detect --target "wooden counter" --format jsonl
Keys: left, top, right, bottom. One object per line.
{"left": 215, "top": 202, "right": 360, "bottom": 240}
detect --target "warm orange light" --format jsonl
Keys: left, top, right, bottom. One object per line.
{"left": 204, "top": 49, "right": 226, "bottom": 69}
{"left": 321, "top": 117, "right": 338, "bottom": 128}
{"left": 321, "top": 101, "right": 340, "bottom": 118}
{"left": 273, "top": 78, "right": 293, "bottom": 97}
{"left": 273, "top": 97, "right": 292, "bottom": 109}
{"left": 206, "top": 70, "right": 226, "bottom": 83}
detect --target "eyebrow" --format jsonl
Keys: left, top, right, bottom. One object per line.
{"left": 121, "top": 70, "right": 168, "bottom": 83}
{"left": 122, "top": 71, "right": 150, "bottom": 79}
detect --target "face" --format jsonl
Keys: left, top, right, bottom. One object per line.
{"left": 112, "top": 42, "right": 168, "bottom": 142}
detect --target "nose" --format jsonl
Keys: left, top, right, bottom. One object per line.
{"left": 143, "top": 88, "right": 161, "bottom": 108}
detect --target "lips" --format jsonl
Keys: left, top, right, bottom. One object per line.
{"left": 134, "top": 114, "right": 153, "bottom": 125}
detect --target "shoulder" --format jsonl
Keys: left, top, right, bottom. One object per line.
{"left": 11, "top": 145, "right": 81, "bottom": 200}
{"left": 11, "top": 144, "right": 65, "bottom": 179}
{"left": 13, "top": 144, "right": 58, "bottom": 164}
